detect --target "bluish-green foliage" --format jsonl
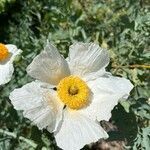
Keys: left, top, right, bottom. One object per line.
{"left": 0, "top": 0, "right": 150, "bottom": 149}
{"left": 0, "top": 0, "right": 16, "bottom": 13}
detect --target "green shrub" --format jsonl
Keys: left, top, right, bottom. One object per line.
{"left": 0, "top": 0, "right": 16, "bottom": 13}
{"left": 0, "top": 0, "right": 149, "bottom": 149}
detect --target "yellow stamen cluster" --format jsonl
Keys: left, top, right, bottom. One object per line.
{"left": 0, "top": 43, "right": 9, "bottom": 61}
{"left": 57, "top": 76, "right": 90, "bottom": 110}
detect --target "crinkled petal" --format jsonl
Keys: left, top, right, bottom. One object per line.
{"left": 43, "top": 90, "right": 64, "bottom": 132}
{"left": 27, "top": 41, "right": 70, "bottom": 85}
{"left": 54, "top": 109, "right": 108, "bottom": 150}
{"left": 9, "top": 81, "right": 46, "bottom": 110}
{"left": 0, "top": 62, "right": 14, "bottom": 85}
{"left": 80, "top": 75, "right": 133, "bottom": 121}
{"left": 6, "top": 44, "right": 22, "bottom": 62}
{"left": 9, "top": 81, "right": 64, "bottom": 131}
{"left": 67, "top": 42, "right": 109, "bottom": 80}
{"left": 0, "top": 45, "right": 22, "bottom": 85}
{"left": 23, "top": 105, "right": 55, "bottom": 130}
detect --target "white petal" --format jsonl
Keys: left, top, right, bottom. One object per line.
{"left": 6, "top": 44, "right": 22, "bottom": 62}
{"left": 43, "top": 90, "right": 64, "bottom": 132}
{"left": 9, "top": 81, "right": 45, "bottom": 110}
{"left": 27, "top": 42, "right": 70, "bottom": 85}
{"left": 67, "top": 42, "right": 109, "bottom": 79}
{"left": 0, "top": 45, "right": 22, "bottom": 85}
{"left": 55, "top": 110, "right": 108, "bottom": 150}
{"left": 80, "top": 76, "right": 133, "bottom": 121}
{"left": 23, "top": 105, "right": 55, "bottom": 130}
{"left": 9, "top": 81, "right": 64, "bottom": 131}
{"left": 0, "top": 62, "right": 14, "bottom": 85}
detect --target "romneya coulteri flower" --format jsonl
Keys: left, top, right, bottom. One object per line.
{"left": 9, "top": 41, "right": 133, "bottom": 150}
{"left": 0, "top": 43, "right": 22, "bottom": 85}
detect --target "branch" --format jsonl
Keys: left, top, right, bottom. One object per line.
{"left": 112, "top": 64, "right": 150, "bottom": 69}
{"left": 0, "top": 129, "right": 37, "bottom": 148}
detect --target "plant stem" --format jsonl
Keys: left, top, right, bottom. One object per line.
{"left": 0, "top": 129, "right": 37, "bottom": 148}
{"left": 112, "top": 64, "right": 150, "bottom": 69}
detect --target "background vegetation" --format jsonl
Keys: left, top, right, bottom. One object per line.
{"left": 0, "top": 0, "right": 150, "bottom": 149}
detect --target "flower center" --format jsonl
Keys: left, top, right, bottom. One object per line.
{"left": 57, "top": 75, "right": 90, "bottom": 110}
{"left": 0, "top": 43, "right": 9, "bottom": 61}
{"left": 68, "top": 86, "right": 78, "bottom": 95}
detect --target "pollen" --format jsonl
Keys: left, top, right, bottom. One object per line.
{"left": 57, "top": 76, "right": 90, "bottom": 110}
{"left": 0, "top": 43, "right": 9, "bottom": 61}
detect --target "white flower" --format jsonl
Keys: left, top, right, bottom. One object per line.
{"left": 9, "top": 42, "right": 133, "bottom": 150}
{"left": 0, "top": 43, "right": 22, "bottom": 85}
